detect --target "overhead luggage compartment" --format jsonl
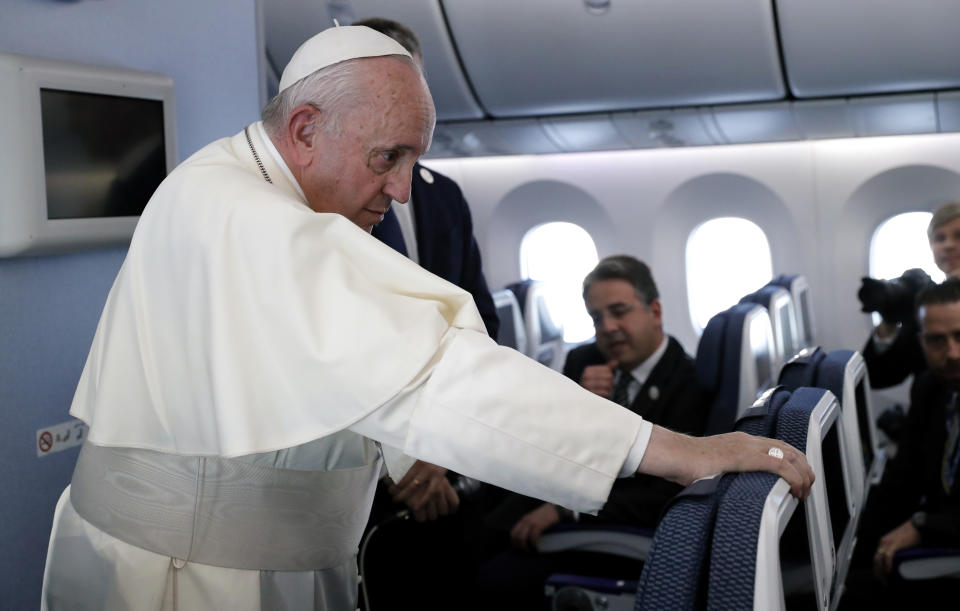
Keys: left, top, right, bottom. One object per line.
{"left": 265, "top": 0, "right": 484, "bottom": 120}
{"left": 442, "top": 0, "right": 786, "bottom": 117}
{"left": 777, "top": 0, "right": 960, "bottom": 97}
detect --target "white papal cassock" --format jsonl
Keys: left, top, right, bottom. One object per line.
{"left": 41, "top": 123, "right": 653, "bottom": 610}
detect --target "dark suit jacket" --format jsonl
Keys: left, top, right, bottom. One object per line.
{"left": 862, "top": 371, "right": 960, "bottom": 546}
{"left": 372, "top": 163, "right": 499, "bottom": 338}
{"left": 561, "top": 336, "right": 712, "bottom": 526}
{"left": 862, "top": 321, "right": 927, "bottom": 390}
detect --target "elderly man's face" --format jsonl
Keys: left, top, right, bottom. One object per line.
{"left": 586, "top": 279, "right": 664, "bottom": 372}
{"left": 302, "top": 58, "right": 434, "bottom": 232}
{"left": 920, "top": 300, "right": 960, "bottom": 390}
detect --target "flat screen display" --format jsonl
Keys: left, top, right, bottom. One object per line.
{"left": 40, "top": 88, "right": 166, "bottom": 219}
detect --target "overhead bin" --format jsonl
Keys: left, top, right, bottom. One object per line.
{"left": 443, "top": 0, "right": 785, "bottom": 117}
{"left": 264, "top": 0, "right": 484, "bottom": 120}
{"left": 777, "top": 0, "right": 960, "bottom": 97}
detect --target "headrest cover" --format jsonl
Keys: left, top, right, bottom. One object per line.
{"left": 278, "top": 25, "right": 412, "bottom": 93}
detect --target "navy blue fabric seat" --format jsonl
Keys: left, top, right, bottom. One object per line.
{"left": 696, "top": 303, "right": 776, "bottom": 435}
{"left": 632, "top": 473, "right": 739, "bottom": 611}
{"left": 767, "top": 274, "right": 815, "bottom": 350}
{"left": 740, "top": 285, "right": 800, "bottom": 375}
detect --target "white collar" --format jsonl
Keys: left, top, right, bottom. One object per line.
{"left": 255, "top": 121, "right": 306, "bottom": 201}
{"left": 624, "top": 335, "right": 669, "bottom": 386}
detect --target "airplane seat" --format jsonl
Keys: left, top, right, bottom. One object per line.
{"left": 740, "top": 285, "right": 801, "bottom": 375}
{"left": 696, "top": 303, "right": 777, "bottom": 435}
{"left": 710, "top": 387, "right": 843, "bottom": 611}
{"left": 707, "top": 471, "right": 801, "bottom": 611}
{"left": 816, "top": 350, "right": 885, "bottom": 490}
{"left": 632, "top": 473, "right": 738, "bottom": 611}
{"left": 506, "top": 279, "right": 566, "bottom": 370}
{"left": 891, "top": 545, "right": 960, "bottom": 583}
{"left": 735, "top": 386, "right": 794, "bottom": 438}
{"left": 768, "top": 274, "right": 816, "bottom": 350}
{"left": 491, "top": 288, "right": 528, "bottom": 354}
{"left": 776, "top": 387, "right": 848, "bottom": 610}
{"left": 779, "top": 351, "right": 873, "bottom": 606}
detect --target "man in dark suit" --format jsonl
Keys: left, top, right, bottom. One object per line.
{"left": 844, "top": 279, "right": 960, "bottom": 609}
{"left": 354, "top": 18, "right": 502, "bottom": 611}
{"left": 373, "top": 164, "right": 499, "bottom": 337}
{"left": 508, "top": 255, "right": 711, "bottom": 546}
{"left": 475, "top": 256, "right": 712, "bottom": 610}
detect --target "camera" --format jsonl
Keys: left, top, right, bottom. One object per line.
{"left": 857, "top": 268, "right": 934, "bottom": 324}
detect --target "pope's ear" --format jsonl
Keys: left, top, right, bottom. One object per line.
{"left": 285, "top": 104, "right": 322, "bottom": 165}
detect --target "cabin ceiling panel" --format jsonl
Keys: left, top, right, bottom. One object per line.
{"left": 776, "top": 0, "right": 960, "bottom": 98}
{"left": 442, "top": 0, "right": 785, "bottom": 117}
{"left": 849, "top": 94, "right": 938, "bottom": 138}
{"left": 937, "top": 92, "right": 960, "bottom": 134}
{"left": 429, "top": 119, "right": 563, "bottom": 158}
{"left": 710, "top": 103, "right": 801, "bottom": 144}
{"left": 540, "top": 114, "right": 631, "bottom": 153}
{"left": 612, "top": 108, "right": 721, "bottom": 148}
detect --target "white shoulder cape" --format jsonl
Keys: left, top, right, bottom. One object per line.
{"left": 71, "top": 125, "right": 486, "bottom": 457}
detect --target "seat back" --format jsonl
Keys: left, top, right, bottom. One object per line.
{"left": 780, "top": 350, "right": 865, "bottom": 519}
{"left": 633, "top": 473, "right": 736, "bottom": 611}
{"left": 741, "top": 285, "right": 801, "bottom": 374}
{"left": 775, "top": 387, "right": 848, "bottom": 611}
{"left": 816, "top": 350, "right": 884, "bottom": 490}
{"left": 696, "top": 303, "right": 777, "bottom": 435}
{"left": 491, "top": 289, "right": 527, "bottom": 354}
{"left": 506, "top": 279, "right": 565, "bottom": 370}
{"left": 708, "top": 472, "right": 800, "bottom": 611}
{"left": 768, "top": 274, "right": 815, "bottom": 350}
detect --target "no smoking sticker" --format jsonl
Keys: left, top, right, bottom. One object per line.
{"left": 36, "top": 419, "right": 87, "bottom": 457}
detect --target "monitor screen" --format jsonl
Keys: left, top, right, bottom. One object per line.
{"left": 854, "top": 380, "right": 875, "bottom": 471}
{"left": 776, "top": 302, "right": 795, "bottom": 360}
{"left": 799, "top": 289, "right": 813, "bottom": 345}
{"left": 821, "top": 423, "right": 851, "bottom": 552}
{"left": 496, "top": 302, "right": 520, "bottom": 350}
{"left": 40, "top": 88, "right": 166, "bottom": 219}
{"left": 0, "top": 52, "right": 175, "bottom": 257}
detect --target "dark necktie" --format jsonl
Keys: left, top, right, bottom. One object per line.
{"left": 612, "top": 372, "right": 634, "bottom": 408}
{"left": 372, "top": 208, "right": 407, "bottom": 257}
{"left": 942, "top": 393, "right": 960, "bottom": 493}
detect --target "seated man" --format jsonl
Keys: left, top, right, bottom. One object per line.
{"left": 476, "top": 256, "right": 712, "bottom": 609}
{"left": 844, "top": 279, "right": 960, "bottom": 610}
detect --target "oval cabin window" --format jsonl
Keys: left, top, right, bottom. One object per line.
{"left": 869, "top": 211, "right": 943, "bottom": 282}
{"left": 520, "top": 222, "right": 599, "bottom": 344}
{"left": 686, "top": 217, "right": 773, "bottom": 332}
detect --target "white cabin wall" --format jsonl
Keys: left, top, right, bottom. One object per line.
{"left": 425, "top": 132, "right": 960, "bottom": 359}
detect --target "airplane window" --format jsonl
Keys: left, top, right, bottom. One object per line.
{"left": 686, "top": 217, "right": 773, "bottom": 332}
{"left": 520, "top": 222, "right": 599, "bottom": 343}
{"left": 869, "top": 211, "right": 944, "bottom": 282}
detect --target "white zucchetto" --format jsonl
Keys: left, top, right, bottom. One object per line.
{"left": 278, "top": 25, "right": 412, "bottom": 93}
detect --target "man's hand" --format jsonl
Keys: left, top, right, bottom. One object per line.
{"left": 580, "top": 360, "right": 618, "bottom": 398}
{"left": 637, "top": 427, "right": 816, "bottom": 500}
{"left": 873, "top": 520, "right": 921, "bottom": 579}
{"left": 389, "top": 460, "right": 460, "bottom": 522}
{"left": 510, "top": 503, "right": 561, "bottom": 552}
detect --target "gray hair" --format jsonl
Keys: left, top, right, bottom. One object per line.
{"left": 261, "top": 54, "right": 417, "bottom": 140}
{"left": 582, "top": 255, "right": 659, "bottom": 305}
{"left": 928, "top": 201, "right": 960, "bottom": 240}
